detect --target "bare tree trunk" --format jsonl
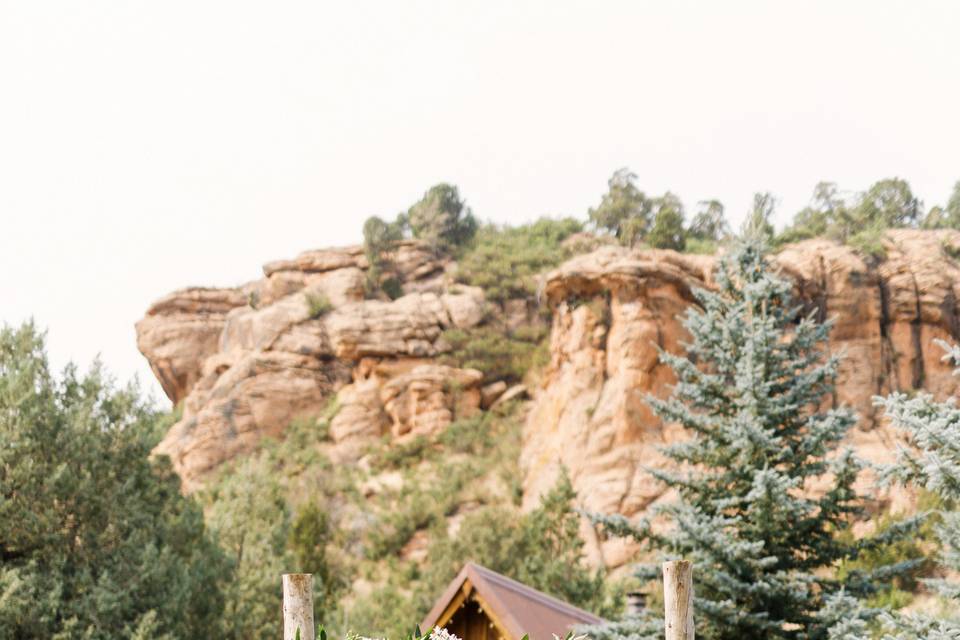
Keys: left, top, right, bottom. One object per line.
{"left": 282, "top": 573, "right": 315, "bottom": 640}
{"left": 663, "top": 560, "right": 694, "bottom": 640}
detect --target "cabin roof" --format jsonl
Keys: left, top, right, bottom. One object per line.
{"left": 421, "top": 563, "right": 604, "bottom": 640}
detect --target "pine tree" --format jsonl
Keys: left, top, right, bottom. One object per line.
{"left": 0, "top": 322, "right": 228, "bottom": 638}
{"left": 847, "top": 341, "right": 960, "bottom": 638}
{"left": 587, "top": 237, "right": 906, "bottom": 640}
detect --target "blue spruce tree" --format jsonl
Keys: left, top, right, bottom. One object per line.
{"left": 829, "top": 341, "right": 960, "bottom": 639}
{"left": 587, "top": 237, "right": 910, "bottom": 640}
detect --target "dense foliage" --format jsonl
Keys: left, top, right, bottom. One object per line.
{"left": 202, "top": 409, "right": 353, "bottom": 640}
{"left": 440, "top": 325, "right": 548, "bottom": 385}
{"left": 646, "top": 193, "right": 687, "bottom": 251}
{"left": 455, "top": 217, "right": 582, "bottom": 303}
{"left": 586, "top": 238, "right": 912, "bottom": 640}
{"left": 0, "top": 323, "right": 228, "bottom": 639}
{"left": 444, "top": 216, "right": 581, "bottom": 385}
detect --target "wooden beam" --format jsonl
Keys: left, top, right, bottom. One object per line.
{"left": 435, "top": 579, "right": 473, "bottom": 629}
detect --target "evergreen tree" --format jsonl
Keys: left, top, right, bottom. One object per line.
{"left": 688, "top": 200, "right": 730, "bottom": 242}
{"left": 362, "top": 214, "right": 405, "bottom": 298}
{"left": 743, "top": 192, "right": 777, "bottom": 241}
{"left": 647, "top": 193, "right": 686, "bottom": 251}
{"left": 922, "top": 180, "right": 960, "bottom": 230}
{"left": 842, "top": 341, "right": 960, "bottom": 639}
{"left": 0, "top": 322, "right": 227, "bottom": 639}
{"left": 588, "top": 168, "right": 653, "bottom": 246}
{"left": 586, "top": 237, "right": 904, "bottom": 640}
{"left": 407, "top": 183, "right": 477, "bottom": 254}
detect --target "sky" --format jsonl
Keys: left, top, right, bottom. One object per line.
{"left": 2, "top": 1, "right": 959, "bottom": 404}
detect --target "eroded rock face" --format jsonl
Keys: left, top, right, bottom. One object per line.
{"left": 136, "top": 288, "right": 248, "bottom": 403}
{"left": 139, "top": 229, "right": 960, "bottom": 561}
{"left": 522, "top": 230, "right": 960, "bottom": 568}
{"left": 139, "top": 241, "right": 487, "bottom": 490}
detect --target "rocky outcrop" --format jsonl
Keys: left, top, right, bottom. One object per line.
{"left": 139, "top": 229, "right": 960, "bottom": 563}
{"left": 136, "top": 288, "right": 248, "bottom": 403}
{"left": 140, "top": 240, "right": 487, "bottom": 489}
{"left": 522, "top": 229, "right": 960, "bottom": 568}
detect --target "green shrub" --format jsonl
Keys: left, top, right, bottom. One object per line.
{"left": 437, "top": 412, "right": 494, "bottom": 456}
{"left": 847, "top": 224, "right": 888, "bottom": 260}
{"left": 683, "top": 237, "right": 719, "bottom": 255}
{"left": 352, "top": 474, "right": 619, "bottom": 638}
{"left": 382, "top": 276, "right": 404, "bottom": 300}
{"left": 306, "top": 292, "right": 334, "bottom": 318}
{"left": 369, "top": 435, "right": 432, "bottom": 472}
{"left": 455, "top": 218, "right": 583, "bottom": 303}
{"left": 441, "top": 325, "right": 546, "bottom": 384}
{"left": 204, "top": 398, "right": 352, "bottom": 638}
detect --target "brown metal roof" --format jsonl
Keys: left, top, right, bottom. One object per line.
{"left": 421, "top": 563, "right": 605, "bottom": 640}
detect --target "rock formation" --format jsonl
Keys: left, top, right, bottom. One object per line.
{"left": 521, "top": 229, "right": 960, "bottom": 567}
{"left": 138, "top": 229, "right": 960, "bottom": 567}
{"left": 138, "top": 240, "right": 486, "bottom": 490}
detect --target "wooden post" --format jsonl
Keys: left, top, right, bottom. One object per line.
{"left": 663, "top": 560, "right": 694, "bottom": 640}
{"left": 282, "top": 573, "right": 315, "bottom": 640}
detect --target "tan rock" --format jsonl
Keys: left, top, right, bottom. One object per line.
{"left": 360, "top": 470, "right": 404, "bottom": 497}
{"left": 490, "top": 384, "right": 528, "bottom": 410}
{"left": 292, "top": 245, "right": 367, "bottom": 273}
{"left": 305, "top": 268, "right": 366, "bottom": 306}
{"left": 390, "top": 241, "right": 445, "bottom": 282}
{"left": 380, "top": 364, "right": 483, "bottom": 437}
{"left": 258, "top": 270, "right": 307, "bottom": 306}
{"left": 154, "top": 350, "right": 350, "bottom": 491}
{"left": 480, "top": 381, "right": 508, "bottom": 409}
{"left": 326, "top": 293, "right": 452, "bottom": 360}
{"left": 138, "top": 227, "right": 960, "bottom": 543}
{"left": 135, "top": 287, "right": 247, "bottom": 403}
{"left": 441, "top": 285, "right": 487, "bottom": 329}
{"left": 330, "top": 378, "right": 389, "bottom": 445}
{"left": 138, "top": 240, "right": 490, "bottom": 487}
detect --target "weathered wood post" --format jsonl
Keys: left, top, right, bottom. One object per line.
{"left": 282, "top": 573, "right": 315, "bottom": 640}
{"left": 663, "top": 560, "right": 694, "bottom": 640}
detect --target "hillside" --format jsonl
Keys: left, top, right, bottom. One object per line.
{"left": 135, "top": 225, "right": 960, "bottom": 633}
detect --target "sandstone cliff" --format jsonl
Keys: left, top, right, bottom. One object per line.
{"left": 138, "top": 229, "right": 960, "bottom": 566}
{"left": 138, "top": 240, "right": 489, "bottom": 490}
{"left": 522, "top": 229, "right": 960, "bottom": 567}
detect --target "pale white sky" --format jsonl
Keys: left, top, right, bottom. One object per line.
{"left": 2, "top": 1, "right": 959, "bottom": 404}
